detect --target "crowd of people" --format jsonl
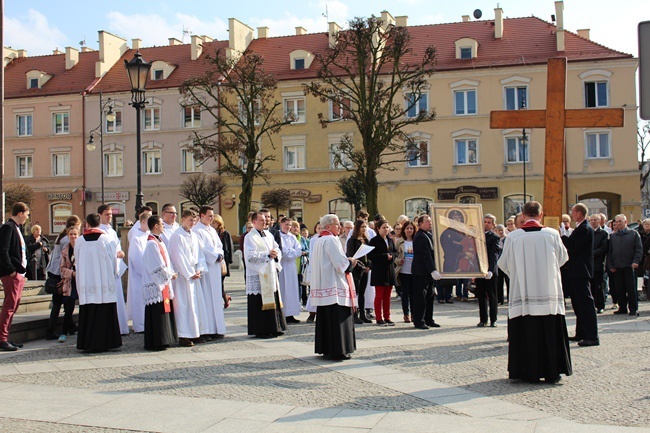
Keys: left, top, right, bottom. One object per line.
{"left": 0, "top": 200, "right": 645, "bottom": 383}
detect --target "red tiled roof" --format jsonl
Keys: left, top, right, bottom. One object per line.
{"left": 5, "top": 50, "right": 100, "bottom": 99}
{"left": 91, "top": 40, "right": 229, "bottom": 95}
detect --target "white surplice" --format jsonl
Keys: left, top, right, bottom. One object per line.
{"left": 161, "top": 222, "right": 179, "bottom": 246}
{"left": 244, "top": 230, "right": 282, "bottom": 309}
{"left": 309, "top": 234, "right": 355, "bottom": 308}
{"left": 168, "top": 226, "right": 209, "bottom": 338}
{"left": 75, "top": 233, "right": 117, "bottom": 305}
{"left": 100, "top": 223, "right": 129, "bottom": 334}
{"left": 142, "top": 236, "right": 175, "bottom": 305}
{"left": 279, "top": 231, "right": 302, "bottom": 317}
{"left": 497, "top": 227, "right": 569, "bottom": 319}
{"left": 194, "top": 222, "right": 226, "bottom": 335}
{"left": 127, "top": 220, "right": 141, "bottom": 243}
{"left": 127, "top": 229, "right": 148, "bottom": 332}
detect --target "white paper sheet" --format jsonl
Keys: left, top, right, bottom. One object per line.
{"left": 352, "top": 244, "right": 374, "bottom": 260}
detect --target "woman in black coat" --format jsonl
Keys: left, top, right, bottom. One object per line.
{"left": 214, "top": 214, "right": 233, "bottom": 308}
{"left": 26, "top": 224, "right": 50, "bottom": 280}
{"left": 346, "top": 220, "right": 372, "bottom": 324}
{"left": 368, "top": 219, "right": 397, "bottom": 326}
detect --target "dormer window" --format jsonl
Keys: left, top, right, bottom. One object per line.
{"left": 26, "top": 70, "right": 52, "bottom": 89}
{"left": 153, "top": 69, "right": 164, "bottom": 80}
{"left": 150, "top": 61, "right": 176, "bottom": 81}
{"left": 289, "top": 50, "right": 314, "bottom": 70}
{"left": 454, "top": 38, "right": 479, "bottom": 60}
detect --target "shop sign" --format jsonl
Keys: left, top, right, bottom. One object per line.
{"left": 98, "top": 191, "right": 130, "bottom": 201}
{"left": 437, "top": 186, "right": 499, "bottom": 201}
{"left": 47, "top": 193, "right": 72, "bottom": 201}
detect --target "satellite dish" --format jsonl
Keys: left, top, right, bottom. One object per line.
{"left": 473, "top": 9, "right": 482, "bottom": 19}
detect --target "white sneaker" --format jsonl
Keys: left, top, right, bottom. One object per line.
{"left": 58, "top": 334, "right": 66, "bottom": 343}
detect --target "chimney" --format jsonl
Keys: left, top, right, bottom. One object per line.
{"left": 53, "top": 48, "right": 63, "bottom": 55}
{"left": 191, "top": 35, "right": 203, "bottom": 60}
{"left": 577, "top": 28, "right": 590, "bottom": 40}
{"left": 395, "top": 16, "right": 408, "bottom": 27}
{"left": 95, "top": 31, "right": 128, "bottom": 78}
{"left": 65, "top": 47, "right": 79, "bottom": 70}
{"left": 380, "top": 10, "right": 395, "bottom": 30}
{"left": 81, "top": 47, "right": 93, "bottom": 52}
{"left": 555, "top": 1, "right": 565, "bottom": 51}
{"left": 202, "top": 35, "right": 213, "bottom": 43}
{"left": 132, "top": 38, "right": 141, "bottom": 50}
{"left": 17, "top": 49, "right": 27, "bottom": 58}
{"left": 168, "top": 38, "right": 181, "bottom": 46}
{"left": 295, "top": 26, "right": 307, "bottom": 35}
{"left": 494, "top": 7, "right": 503, "bottom": 39}
{"left": 226, "top": 18, "right": 254, "bottom": 61}
{"left": 328, "top": 22, "right": 341, "bottom": 48}
{"left": 462, "top": 15, "right": 470, "bottom": 23}
{"left": 258, "top": 27, "right": 269, "bottom": 38}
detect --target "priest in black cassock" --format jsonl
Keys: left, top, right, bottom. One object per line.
{"left": 310, "top": 214, "right": 357, "bottom": 360}
{"left": 497, "top": 201, "right": 572, "bottom": 383}
{"left": 75, "top": 213, "right": 122, "bottom": 353}
{"left": 142, "top": 215, "right": 178, "bottom": 351}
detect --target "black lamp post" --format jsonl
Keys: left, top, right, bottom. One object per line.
{"left": 87, "top": 91, "right": 115, "bottom": 205}
{"left": 124, "top": 51, "right": 151, "bottom": 218}
{"left": 520, "top": 94, "right": 529, "bottom": 201}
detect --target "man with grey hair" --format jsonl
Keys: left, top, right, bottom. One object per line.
{"left": 589, "top": 214, "right": 609, "bottom": 313}
{"left": 600, "top": 213, "right": 612, "bottom": 234}
{"left": 475, "top": 213, "right": 501, "bottom": 327}
{"left": 607, "top": 214, "right": 642, "bottom": 316}
{"left": 310, "top": 214, "right": 358, "bottom": 360}
{"left": 340, "top": 220, "right": 354, "bottom": 249}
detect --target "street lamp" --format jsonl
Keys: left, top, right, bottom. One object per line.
{"left": 87, "top": 92, "right": 115, "bottom": 205}
{"left": 124, "top": 51, "right": 151, "bottom": 218}
{"left": 520, "top": 95, "right": 529, "bottom": 201}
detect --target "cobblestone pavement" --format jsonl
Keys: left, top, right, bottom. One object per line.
{"left": 0, "top": 269, "right": 648, "bottom": 432}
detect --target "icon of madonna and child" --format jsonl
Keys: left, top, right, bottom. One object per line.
{"left": 431, "top": 205, "right": 489, "bottom": 278}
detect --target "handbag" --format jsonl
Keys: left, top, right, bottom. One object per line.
{"left": 44, "top": 273, "right": 62, "bottom": 295}
{"left": 301, "top": 259, "right": 311, "bottom": 286}
{"left": 220, "top": 260, "right": 228, "bottom": 276}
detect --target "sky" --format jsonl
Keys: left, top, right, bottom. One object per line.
{"left": 3, "top": 0, "right": 646, "bottom": 58}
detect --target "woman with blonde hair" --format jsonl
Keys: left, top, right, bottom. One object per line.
{"left": 213, "top": 213, "right": 233, "bottom": 308}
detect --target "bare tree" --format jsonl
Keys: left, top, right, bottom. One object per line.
{"left": 261, "top": 188, "right": 292, "bottom": 220}
{"left": 304, "top": 16, "right": 436, "bottom": 216}
{"left": 639, "top": 120, "right": 650, "bottom": 208}
{"left": 179, "top": 173, "right": 227, "bottom": 208}
{"left": 4, "top": 183, "right": 35, "bottom": 212}
{"left": 180, "top": 49, "right": 294, "bottom": 229}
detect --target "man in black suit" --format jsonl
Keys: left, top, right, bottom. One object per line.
{"left": 0, "top": 202, "right": 31, "bottom": 351}
{"left": 562, "top": 203, "right": 598, "bottom": 346}
{"left": 411, "top": 215, "right": 440, "bottom": 329}
{"left": 475, "top": 214, "right": 502, "bottom": 327}
{"left": 589, "top": 214, "right": 609, "bottom": 314}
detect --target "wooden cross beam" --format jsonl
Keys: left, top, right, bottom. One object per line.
{"left": 490, "top": 57, "right": 624, "bottom": 225}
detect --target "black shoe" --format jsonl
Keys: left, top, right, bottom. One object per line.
{"left": 0, "top": 341, "right": 17, "bottom": 351}
{"left": 477, "top": 322, "right": 487, "bottom": 327}
{"left": 568, "top": 335, "right": 582, "bottom": 342}
{"left": 178, "top": 338, "right": 194, "bottom": 347}
{"left": 597, "top": 309, "right": 604, "bottom": 314}
{"left": 385, "top": 320, "right": 395, "bottom": 326}
{"left": 361, "top": 317, "right": 373, "bottom": 324}
{"left": 286, "top": 316, "right": 301, "bottom": 324}
{"left": 629, "top": 311, "right": 639, "bottom": 317}
{"left": 45, "top": 332, "right": 60, "bottom": 341}
{"left": 613, "top": 309, "right": 628, "bottom": 315}
{"left": 212, "top": 334, "right": 225, "bottom": 339}
{"left": 578, "top": 339, "right": 600, "bottom": 347}
{"left": 445, "top": 300, "right": 454, "bottom": 304}
{"left": 414, "top": 323, "right": 429, "bottom": 330}
{"left": 438, "top": 300, "right": 445, "bottom": 304}
{"left": 354, "top": 317, "right": 364, "bottom": 324}
{"left": 490, "top": 322, "right": 497, "bottom": 328}
{"left": 254, "top": 334, "right": 274, "bottom": 339}
{"left": 275, "top": 331, "right": 284, "bottom": 336}
{"left": 426, "top": 321, "right": 441, "bottom": 328}
{"left": 8, "top": 341, "right": 23, "bottom": 348}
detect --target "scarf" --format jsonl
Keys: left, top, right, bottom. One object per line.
{"left": 148, "top": 234, "right": 171, "bottom": 312}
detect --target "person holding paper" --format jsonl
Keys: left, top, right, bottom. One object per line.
{"left": 311, "top": 214, "right": 357, "bottom": 360}
{"left": 346, "top": 220, "right": 372, "bottom": 324}
{"left": 244, "top": 211, "right": 287, "bottom": 338}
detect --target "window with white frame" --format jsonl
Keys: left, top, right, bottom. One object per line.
{"left": 460, "top": 47, "right": 472, "bottom": 59}
{"left": 104, "top": 152, "right": 123, "bottom": 177}
{"left": 52, "top": 112, "right": 69, "bottom": 134}
{"left": 586, "top": 131, "right": 611, "bottom": 158}
{"left": 16, "top": 114, "right": 33, "bottom": 136}
{"left": 183, "top": 105, "right": 201, "bottom": 128}
{"left": 329, "top": 136, "right": 352, "bottom": 169}
{"left": 584, "top": 81, "right": 608, "bottom": 108}
{"left": 181, "top": 148, "right": 201, "bottom": 173}
{"left": 239, "top": 99, "right": 260, "bottom": 126}
{"left": 294, "top": 58, "right": 305, "bottom": 70}
{"left": 29, "top": 78, "right": 38, "bottom": 89}
{"left": 105, "top": 109, "right": 122, "bottom": 133}
{"left": 505, "top": 137, "right": 529, "bottom": 163}
{"left": 143, "top": 150, "right": 162, "bottom": 174}
{"left": 52, "top": 153, "right": 70, "bottom": 176}
{"left": 330, "top": 96, "right": 351, "bottom": 121}
{"left": 505, "top": 86, "right": 528, "bottom": 110}
{"left": 284, "top": 97, "right": 306, "bottom": 123}
{"left": 454, "top": 89, "right": 476, "bottom": 115}
{"left": 405, "top": 92, "right": 428, "bottom": 118}
{"left": 16, "top": 155, "right": 33, "bottom": 178}
{"left": 407, "top": 140, "right": 430, "bottom": 167}
{"left": 153, "top": 69, "right": 164, "bottom": 81}
{"left": 143, "top": 106, "right": 161, "bottom": 130}
{"left": 284, "top": 144, "right": 305, "bottom": 170}
{"left": 455, "top": 139, "right": 478, "bottom": 165}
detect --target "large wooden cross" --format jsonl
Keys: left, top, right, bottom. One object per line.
{"left": 490, "top": 57, "right": 624, "bottom": 225}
